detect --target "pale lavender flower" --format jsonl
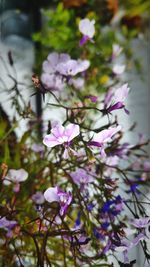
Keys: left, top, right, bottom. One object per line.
{"left": 41, "top": 73, "right": 64, "bottom": 91}
{"left": 32, "top": 192, "right": 45, "bottom": 205}
{"left": 112, "top": 44, "right": 123, "bottom": 60}
{"left": 43, "top": 122, "right": 80, "bottom": 148}
{"left": 89, "top": 125, "right": 121, "bottom": 157}
{"left": 143, "top": 162, "right": 150, "bottom": 171}
{"left": 105, "top": 83, "right": 130, "bottom": 114}
{"left": 130, "top": 217, "right": 150, "bottom": 228}
{"left": 42, "top": 52, "right": 70, "bottom": 74}
{"left": 56, "top": 59, "right": 90, "bottom": 76}
{"left": 70, "top": 168, "right": 94, "bottom": 186}
{"left": 69, "top": 77, "right": 85, "bottom": 90}
{"left": 44, "top": 186, "right": 72, "bottom": 216}
{"left": 113, "top": 64, "right": 125, "bottom": 75}
{"left": 79, "top": 18, "right": 95, "bottom": 46}
{"left": 4, "top": 169, "right": 28, "bottom": 185}
{"left": 0, "top": 217, "right": 17, "bottom": 232}
{"left": 31, "top": 144, "right": 44, "bottom": 153}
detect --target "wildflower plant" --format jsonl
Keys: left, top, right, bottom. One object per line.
{"left": 0, "top": 13, "right": 150, "bottom": 267}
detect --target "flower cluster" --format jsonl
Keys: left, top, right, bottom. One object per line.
{"left": 0, "top": 13, "right": 150, "bottom": 267}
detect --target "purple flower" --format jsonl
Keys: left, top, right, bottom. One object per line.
{"left": 0, "top": 217, "right": 17, "bottom": 230}
{"left": 105, "top": 84, "right": 130, "bottom": 114}
{"left": 130, "top": 217, "right": 150, "bottom": 228}
{"left": 43, "top": 122, "right": 80, "bottom": 148}
{"left": 85, "top": 95, "right": 98, "bottom": 103}
{"left": 89, "top": 125, "right": 121, "bottom": 157}
{"left": 32, "top": 191, "right": 45, "bottom": 205}
{"left": 41, "top": 73, "right": 64, "bottom": 91}
{"left": 41, "top": 52, "right": 89, "bottom": 90}
{"left": 143, "top": 161, "right": 150, "bottom": 171}
{"left": 56, "top": 59, "right": 90, "bottom": 76}
{"left": 44, "top": 186, "right": 72, "bottom": 216}
{"left": 70, "top": 168, "right": 94, "bottom": 186}
{"left": 42, "top": 52, "right": 70, "bottom": 74}
{"left": 4, "top": 169, "right": 28, "bottom": 187}
{"left": 79, "top": 18, "right": 95, "bottom": 46}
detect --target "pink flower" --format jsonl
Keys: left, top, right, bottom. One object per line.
{"left": 104, "top": 83, "right": 130, "bottom": 114}
{"left": 89, "top": 125, "right": 121, "bottom": 157}
{"left": 79, "top": 18, "right": 95, "bottom": 46}
{"left": 44, "top": 187, "right": 72, "bottom": 216}
{"left": 43, "top": 122, "right": 80, "bottom": 148}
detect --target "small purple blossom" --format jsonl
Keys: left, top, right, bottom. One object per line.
{"left": 130, "top": 217, "right": 150, "bottom": 228}
{"left": 70, "top": 168, "right": 94, "bottom": 186}
{"left": 43, "top": 122, "right": 80, "bottom": 148}
{"left": 56, "top": 59, "right": 90, "bottom": 76}
{"left": 32, "top": 191, "right": 45, "bottom": 205}
{"left": 85, "top": 95, "right": 98, "bottom": 103}
{"left": 0, "top": 217, "right": 17, "bottom": 237}
{"left": 4, "top": 169, "right": 28, "bottom": 186}
{"left": 89, "top": 125, "right": 121, "bottom": 156}
{"left": 105, "top": 84, "right": 130, "bottom": 114}
{"left": 44, "top": 186, "right": 72, "bottom": 216}
{"left": 79, "top": 18, "right": 95, "bottom": 46}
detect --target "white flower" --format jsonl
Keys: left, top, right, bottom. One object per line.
{"left": 4, "top": 169, "right": 28, "bottom": 185}
{"left": 79, "top": 18, "right": 95, "bottom": 38}
{"left": 113, "top": 64, "right": 126, "bottom": 75}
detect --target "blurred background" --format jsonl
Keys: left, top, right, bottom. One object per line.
{"left": 0, "top": 0, "right": 150, "bottom": 266}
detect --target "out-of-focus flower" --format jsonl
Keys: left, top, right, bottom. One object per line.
{"left": 113, "top": 64, "right": 125, "bottom": 75}
{"left": 41, "top": 52, "right": 89, "bottom": 90}
{"left": 130, "top": 217, "right": 150, "bottom": 228}
{"left": 79, "top": 18, "right": 95, "bottom": 46}
{"left": 43, "top": 122, "right": 80, "bottom": 148}
{"left": 85, "top": 95, "right": 98, "bottom": 103}
{"left": 42, "top": 52, "right": 70, "bottom": 74}
{"left": 70, "top": 168, "right": 94, "bottom": 186}
{"left": 69, "top": 77, "right": 85, "bottom": 90}
{"left": 0, "top": 217, "right": 17, "bottom": 237}
{"left": 143, "top": 162, "right": 150, "bottom": 171}
{"left": 31, "top": 144, "right": 44, "bottom": 153}
{"left": 104, "top": 84, "right": 130, "bottom": 114}
{"left": 56, "top": 59, "right": 90, "bottom": 76}
{"left": 44, "top": 186, "right": 72, "bottom": 216}
{"left": 0, "top": 217, "right": 17, "bottom": 230}
{"left": 112, "top": 44, "right": 123, "bottom": 60}
{"left": 4, "top": 168, "right": 28, "bottom": 191}
{"left": 89, "top": 125, "right": 121, "bottom": 156}
{"left": 41, "top": 73, "right": 64, "bottom": 91}
{"left": 32, "top": 192, "right": 45, "bottom": 205}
